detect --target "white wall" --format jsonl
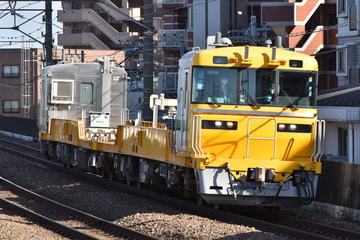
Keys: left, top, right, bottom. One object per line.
{"left": 322, "top": 121, "right": 360, "bottom": 163}
{"left": 323, "top": 122, "right": 340, "bottom": 156}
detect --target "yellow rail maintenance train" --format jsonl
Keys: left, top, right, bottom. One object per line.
{"left": 38, "top": 46, "right": 325, "bottom": 208}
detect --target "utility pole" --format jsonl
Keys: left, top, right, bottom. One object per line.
{"left": 44, "top": 0, "right": 53, "bottom": 66}
{"left": 143, "top": 0, "right": 154, "bottom": 121}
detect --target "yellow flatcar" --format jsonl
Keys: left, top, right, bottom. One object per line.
{"left": 39, "top": 47, "right": 324, "bottom": 207}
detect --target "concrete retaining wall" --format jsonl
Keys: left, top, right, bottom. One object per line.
{"left": 317, "top": 160, "right": 360, "bottom": 210}
{"left": 0, "top": 115, "right": 38, "bottom": 139}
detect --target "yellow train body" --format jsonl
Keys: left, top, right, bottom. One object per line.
{"left": 39, "top": 46, "right": 324, "bottom": 207}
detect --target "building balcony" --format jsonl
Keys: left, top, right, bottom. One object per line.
{"left": 58, "top": 9, "right": 138, "bottom": 48}
{"left": 58, "top": 33, "right": 110, "bottom": 49}
{"left": 96, "top": 2, "right": 141, "bottom": 22}
{"left": 59, "top": 32, "right": 135, "bottom": 50}
{"left": 261, "top": 0, "right": 325, "bottom": 26}
{"left": 294, "top": 26, "right": 324, "bottom": 55}
{"left": 259, "top": 0, "right": 330, "bottom": 54}
{"left": 155, "top": 0, "right": 186, "bottom": 8}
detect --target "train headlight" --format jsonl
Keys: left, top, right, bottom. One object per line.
{"left": 289, "top": 124, "right": 297, "bottom": 131}
{"left": 278, "top": 124, "right": 286, "bottom": 130}
{"left": 226, "top": 121, "right": 234, "bottom": 128}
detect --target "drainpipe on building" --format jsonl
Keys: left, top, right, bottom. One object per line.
{"left": 348, "top": 122, "right": 354, "bottom": 163}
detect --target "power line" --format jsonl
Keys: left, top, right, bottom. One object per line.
{"left": 0, "top": 75, "right": 40, "bottom": 88}
{"left": 0, "top": 1, "right": 62, "bottom": 48}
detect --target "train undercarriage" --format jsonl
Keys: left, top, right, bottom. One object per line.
{"left": 41, "top": 140, "right": 196, "bottom": 194}
{"left": 41, "top": 139, "right": 318, "bottom": 208}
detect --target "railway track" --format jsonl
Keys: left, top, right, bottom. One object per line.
{"left": 0, "top": 176, "right": 158, "bottom": 240}
{"left": 229, "top": 208, "right": 360, "bottom": 240}
{"left": 0, "top": 138, "right": 359, "bottom": 240}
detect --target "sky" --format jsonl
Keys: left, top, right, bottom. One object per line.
{"left": 0, "top": 1, "right": 62, "bottom": 49}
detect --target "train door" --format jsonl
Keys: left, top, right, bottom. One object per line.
{"left": 176, "top": 68, "right": 190, "bottom": 151}
{"left": 176, "top": 50, "right": 198, "bottom": 152}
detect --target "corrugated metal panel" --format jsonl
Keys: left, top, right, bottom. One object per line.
{"left": 318, "top": 106, "right": 360, "bottom": 121}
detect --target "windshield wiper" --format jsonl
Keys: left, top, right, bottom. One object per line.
{"left": 243, "top": 88, "right": 260, "bottom": 108}
{"left": 281, "top": 90, "right": 298, "bottom": 110}
{"left": 204, "top": 89, "right": 221, "bottom": 107}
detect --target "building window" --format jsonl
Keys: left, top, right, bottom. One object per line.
{"left": 2, "top": 65, "right": 20, "bottom": 78}
{"left": 329, "top": 13, "right": 337, "bottom": 26}
{"left": 189, "top": 7, "right": 193, "bottom": 29}
{"left": 337, "top": 47, "right": 347, "bottom": 74}
{"left": 349, "top": 5, "right": 357, "bottom": 31}
{"left": 74, "top": 3, "right": 86, "bottom": 9}
{"left": 3, "top": 100, "right": 20, "bottom": 113}
{"left": 337, "top": 0, "right": 347, "bottom": 16}
{"left": 338, "top": 127, "right": 347, "bottom": 156}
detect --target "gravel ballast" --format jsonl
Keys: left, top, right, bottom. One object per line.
{"left": 0, "top": 138, "right": 284, "bottom": 240}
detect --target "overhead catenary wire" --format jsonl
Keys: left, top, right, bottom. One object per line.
{"left": 1, "top": 1, "right": 356, "bottom": 59}
{"left": 0, "top": 1, "right": 62, "bottom": 47}
{"left": 0, "top": 1, "right": 350, "bottom": 50}
{"left": 0, "top": 75, "right": 41, "bottom": 88}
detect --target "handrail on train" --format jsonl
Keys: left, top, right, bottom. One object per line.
{"left": 191, "top": 115, "right": 204, "bottom": 158}
{"left": 311, "top": 120, "right": 326, "bottom": 161}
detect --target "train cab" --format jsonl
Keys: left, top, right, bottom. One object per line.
{"left": 175, "top": 46, "right": 323, "bottom": 206}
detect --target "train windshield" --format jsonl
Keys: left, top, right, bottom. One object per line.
{"left": 191, "top": 67, "right": 317, "bottom": 107}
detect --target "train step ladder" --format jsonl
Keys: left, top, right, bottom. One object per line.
{"left": 246, "top": 117, "right": 277, "bottom": 160}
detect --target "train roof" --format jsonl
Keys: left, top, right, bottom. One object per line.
{"left": 41, "top": 61, "right": 127, "bottom": 80}
{"left": 191, "top": 46, "right": 318, "bottom": 71}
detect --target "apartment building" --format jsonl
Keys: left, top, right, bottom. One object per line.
{"left": 315, "top": 0, "right": 360, "bottom": 163}
{"left": 0, "top": 48, "right": 38, "bottom": 119}
{"left": 336, "top": 0, "right": 360, "bottom": 86}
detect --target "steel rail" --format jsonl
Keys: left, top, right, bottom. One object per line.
{"left": 0, "top": 197, "right": 99, "bottom": 240}
{"left": 0, "top": 176, "right": 159, "bottom": 240}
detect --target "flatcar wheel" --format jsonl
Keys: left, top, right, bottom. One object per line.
{"left": 197, "top": 194, "right": 204, "bottom": 206}
{"left": 108, "top": 171, "right": 115, "bottom": 181}
{"left": 100, "top": 170, "right": 107, "bottom": 179}
{"left": 126, "top": 177, "right": 131, "bottom": 186}
{"left": 213, "top": 204, "right": 221, "bottom": 210}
